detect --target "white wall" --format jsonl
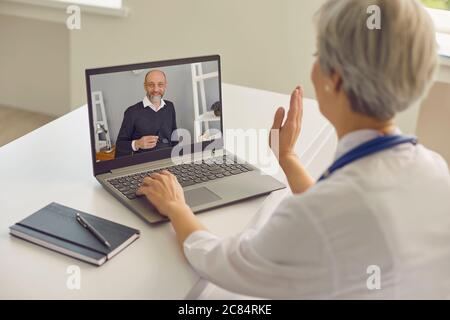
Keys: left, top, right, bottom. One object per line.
{"left": 69, "top": 0, "right": 326, "bottom": 109}
{"left": 0, "top": 14, "right": 70, "bottom": 117}
{"left": 417, "top": 82, "right": 450, "bottom": 165}
{"left": 0, "top": 0, "right": 324, "bottom": 118}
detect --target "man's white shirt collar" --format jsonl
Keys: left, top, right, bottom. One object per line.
{"left": 335, "top": 127, "right": 402, "bottom": 160}
{"left": 143, "top": 95, "right": 166, "bottom": 112}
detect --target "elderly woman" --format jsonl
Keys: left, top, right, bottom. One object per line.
{"left": 137, "top": 0, "right": 450, "bottom": 299}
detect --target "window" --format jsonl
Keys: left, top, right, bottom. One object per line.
{"left": 2, "top": 0, "right": 127, "bottom": 18}
{"left": 421, "top": 0, "right": 450, "bottom": 11}
{"left": 54, "top": 0, "right": 122, "bottom": 9}
{"left": 421, "top": 0, "right": 450, "bottom": 57}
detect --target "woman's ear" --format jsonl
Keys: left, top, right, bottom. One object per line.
{"left": 330, "top": 71, "right": 343, "bottom": 93}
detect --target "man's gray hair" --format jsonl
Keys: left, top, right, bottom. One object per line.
{"left": 315, "top": 0, "right": 438, "bottom": 120}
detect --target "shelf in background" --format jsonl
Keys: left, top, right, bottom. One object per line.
{"left": 196, "top": 111, "right": 221, "bottom": 122}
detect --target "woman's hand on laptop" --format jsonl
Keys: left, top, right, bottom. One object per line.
{"left": 136, "top": 170, "right": 208, "bottom": 246}
{"left": 136, "top": 170, "right": 187, "bottom": 217}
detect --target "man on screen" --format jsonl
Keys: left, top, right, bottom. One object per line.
{"left": 115, "top": 70, "right": 178, "bottom": 158}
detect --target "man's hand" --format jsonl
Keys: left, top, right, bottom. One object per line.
{"left": 136, "top": 135, "right": 158, "bottom": 150}
{"left": 136, "top": 170, "right": 188, "bottom": 218}
{"left": 269, "top": 86, "right": 304, "bottom": 161}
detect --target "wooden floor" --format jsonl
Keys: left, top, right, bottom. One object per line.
{"left": 0, "top": 105, "right": 56, "bottom": 147}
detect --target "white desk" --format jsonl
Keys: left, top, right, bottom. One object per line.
{"left": 0, "top": 83, "right": 336, "bottom": 299}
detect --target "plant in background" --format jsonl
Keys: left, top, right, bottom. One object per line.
{"left": 421, "top": 0, "right": 450, "bottom": 10}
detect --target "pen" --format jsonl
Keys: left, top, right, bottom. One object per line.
{"left": 76, "top": 213, "right": 111, "bottom": 248}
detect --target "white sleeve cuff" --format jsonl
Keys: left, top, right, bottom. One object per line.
{"left": 132, "top": 140, "right": 138, "bottom": 152}
{"left": 183, "top": 230, "right": 220, "bottom": 255}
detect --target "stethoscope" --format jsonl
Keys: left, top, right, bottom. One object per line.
{"left": 318, "top": 135, "right": 418, "bottom": 182}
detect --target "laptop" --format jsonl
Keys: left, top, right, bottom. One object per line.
{"left": 85, "top": 55, "right": 285, "bottom": 224}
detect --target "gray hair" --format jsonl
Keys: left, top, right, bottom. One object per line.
{"left": 315, "top": 0, "right": 438, "bottom": 120}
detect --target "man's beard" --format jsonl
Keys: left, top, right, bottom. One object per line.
{"left": 149, "top": 94, "right": 163, "bottom": 104}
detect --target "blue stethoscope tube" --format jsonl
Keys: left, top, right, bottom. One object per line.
{"left": 318, "top": 135, "right": 418, "bottom": 182}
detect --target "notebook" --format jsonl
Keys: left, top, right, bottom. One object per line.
{"left": 9, "top": 202, "right": 140, "bottom": 266}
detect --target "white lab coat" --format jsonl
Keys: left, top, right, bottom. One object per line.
{"left": 183, "top": 129, "right": 450, "bottom": 299}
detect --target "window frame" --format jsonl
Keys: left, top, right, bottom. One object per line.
{"left": 0, "top": 0, "right": 128, "bottom": 18}
{"left": 426, "top": 8, "right": 450, "bottom": 34}
{"left": 53, "top": 0, "right": 122, "bottom": 10}
{"left": 426, "top": 8, "right": 450, "bottom": 58}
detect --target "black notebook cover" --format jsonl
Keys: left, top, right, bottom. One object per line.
{"left": 9, "top": 202, "right": 140, "bottom": 266}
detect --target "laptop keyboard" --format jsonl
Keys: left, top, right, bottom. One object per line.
{"left": 107, "top": 155, "right": 254, "bottom": 200}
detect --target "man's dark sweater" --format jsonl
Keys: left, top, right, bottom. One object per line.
{"left": 115, "top": 100, "right": 177, "bottom": 158}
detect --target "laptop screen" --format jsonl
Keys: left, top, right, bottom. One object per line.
{"left": 86, "top": 55, "right": 223, "bottom": 175}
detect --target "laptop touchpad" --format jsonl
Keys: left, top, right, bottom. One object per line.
{"left": 185, "top": 187, "right": 221, "bottom": 207}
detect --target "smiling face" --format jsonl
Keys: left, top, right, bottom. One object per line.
{"left": 144, "top": 70, "right": 167, "bottom": 104}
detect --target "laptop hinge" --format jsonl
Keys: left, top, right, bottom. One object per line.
{"left": 108, "top": 149, "right": 226, "bottom": 176}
